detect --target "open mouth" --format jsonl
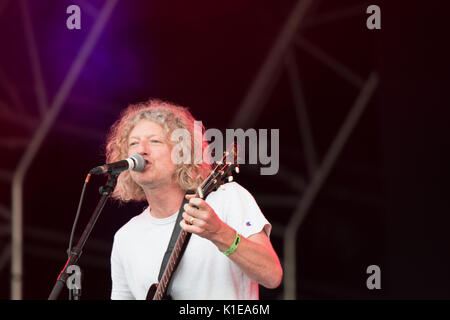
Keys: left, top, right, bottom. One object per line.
{"left": 144, "top": 160, "right": 151, "bottom": 169}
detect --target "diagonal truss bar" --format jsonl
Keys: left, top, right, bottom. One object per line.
{"left": 10, "top": 0, "right": 119, "bottom": 300}
{"left": 0, "top": 224, "right": 110, "bottom": 272}
{"left": 283, "top": 72, "right": 379, "bottom": 299}
{"left": 230, "top": 0, "right": 315, "bottom": 128}
{"left": 20, "top": 0, "right": 48, "bottom": 116}
{"left": 285, "top": 48, "right": 318, "bottom": 178}
{"left": 1, "top": 106, "right": 105, "bottom": 141}
{"left": 295, "top": 35, "right": 365, "bottom": 88}
{"left": 78, "top": 0, "right": 100, "bottom": 18}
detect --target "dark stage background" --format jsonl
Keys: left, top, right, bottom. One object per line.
{"left": 0, "top": 0, "right": 449, "bottom": 300}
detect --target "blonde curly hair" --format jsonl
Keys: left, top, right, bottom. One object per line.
{"left": 105, "top": 98, "right": 212, "bottom": 202}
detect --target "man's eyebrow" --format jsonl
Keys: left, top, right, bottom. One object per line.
{"left": 128, "top": 134, "right": 159, "bottom": 140}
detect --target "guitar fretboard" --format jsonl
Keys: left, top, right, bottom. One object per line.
{"left": 153, "top": 228, "right": 191, "bottom": 300}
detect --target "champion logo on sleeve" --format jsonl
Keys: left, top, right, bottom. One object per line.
{"left": 246, "top": 221, "right": 252, "bottom": 227}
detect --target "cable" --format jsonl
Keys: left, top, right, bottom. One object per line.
{"left": 67, "top": 173, "right": 91, "bottom": 300}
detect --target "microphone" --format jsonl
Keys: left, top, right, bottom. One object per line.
{"left": 89, "top": 154, "right": 145, "bottom": 175}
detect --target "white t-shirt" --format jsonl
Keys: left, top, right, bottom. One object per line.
{"left": 110, "top": 182, "right": 271, "bottom": 300}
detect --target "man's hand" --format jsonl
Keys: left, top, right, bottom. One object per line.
{"left": 179, "top": 194, "right": 234, "bottom": 252}
{"left": 179, "top": 194, "right": 283, "bottom": 288}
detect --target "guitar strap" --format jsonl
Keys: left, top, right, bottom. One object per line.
{"left": 157, "top": 194, "right": 190, "bottom": 282}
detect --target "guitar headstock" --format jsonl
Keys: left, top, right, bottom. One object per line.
{"left": 196, "top": 143, "right": 239, "bottom": 199}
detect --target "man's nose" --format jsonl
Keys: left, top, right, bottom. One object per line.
{"left": 136, "top": 141, "right": 150, "bottom": 155}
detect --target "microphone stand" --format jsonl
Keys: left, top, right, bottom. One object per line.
{"left": 48, "top": 173, "right": 118, "bottom": 300}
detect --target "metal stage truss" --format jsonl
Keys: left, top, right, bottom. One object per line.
{"left": 0, "top": 0, "right": 379, "bottom": 300}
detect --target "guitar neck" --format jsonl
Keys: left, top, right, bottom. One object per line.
{"left": 151, "top": 145, "right": 238, "bottom": 300}
{"left": 153, "top": 227, "right": 192, "bottom": 300}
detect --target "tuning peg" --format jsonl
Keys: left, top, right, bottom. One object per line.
{"left": 235, "top": 167, "right": 240, "bottom": 174}
{"left": 228, "top": 176, "right": 233, "bottom": 182}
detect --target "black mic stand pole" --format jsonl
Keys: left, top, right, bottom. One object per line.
{"left": 48, "top": 173, "right": 118, "bottom": 300}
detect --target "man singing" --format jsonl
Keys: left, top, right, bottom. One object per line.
{"left": 107, "top": 98, "right": 282, "bottom": 299}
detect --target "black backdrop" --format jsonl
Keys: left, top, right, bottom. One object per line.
{"left": 0, "top": 0, "right": 449, "bottom": 300}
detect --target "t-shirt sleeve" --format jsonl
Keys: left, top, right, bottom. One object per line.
{"left": 214, "top": 182, "right": 271, "bottom": 239}
{"left": 110, "top": 234, "right": 135, "bottom": 300}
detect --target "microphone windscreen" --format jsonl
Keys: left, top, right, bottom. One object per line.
{"left": 130, "top": 154, "right": 145, "bottom": 172}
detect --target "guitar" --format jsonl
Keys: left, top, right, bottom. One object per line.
{"left": 146, "top": 144, "right": 239, "bottom": 300}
